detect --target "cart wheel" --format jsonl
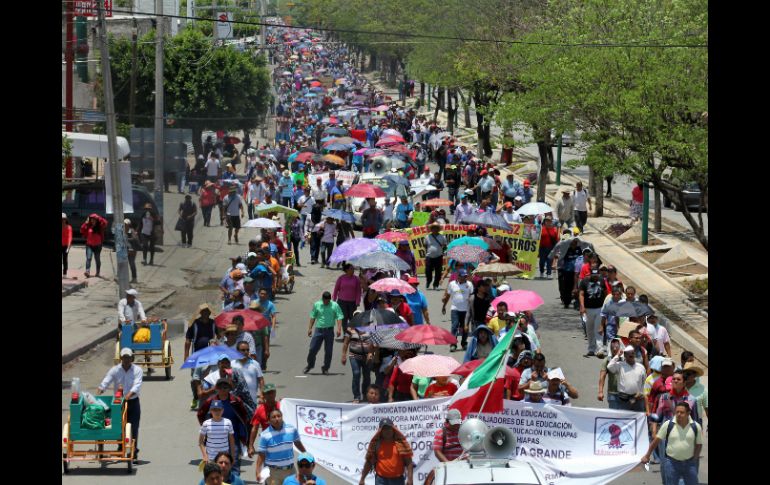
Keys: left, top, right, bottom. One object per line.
{"left": 114, "top": 341, "right": 123, "bottom": 364}
{"left": 127, "top": 456, "right": 133, "bottom": 473}
{"left": 63, "top": 452, "right": 69, "bottom": 474}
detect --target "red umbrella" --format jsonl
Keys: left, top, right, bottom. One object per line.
{"left": 310, "top": 81, "right": 321, "bottom": 87}
{"left": 452, "top": 358, "right": 517, "bottom": 378}
{"left": 215, "top": 310, "right": 270, "bottom": 332}
{"left": 396, "top": 325, "right": 457, "bottom": 346}
{"left": 420, "top": 198, "right": 454, "bottom": 207}
{"left": 295, "top": 152, "right": 315, "bottom": 163}
{"left": 346, "top": 183, "right": 386, "bottom": 198}
{"left": 382, "top": 134, "right": 406, "bottom": 143}
{"left": 376, "top": 231, "right": 406, "bottom": 243}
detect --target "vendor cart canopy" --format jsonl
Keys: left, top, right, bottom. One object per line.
{"left": 63, "top": 132, "right": 130, "bottom": 160}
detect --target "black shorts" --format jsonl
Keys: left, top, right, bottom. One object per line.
{"left": 228, "top": 216, "right": 241, "bottom": 229}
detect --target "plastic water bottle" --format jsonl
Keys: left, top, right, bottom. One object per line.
{"left": 70, "top": 377, "right": 81, "bottom": 403}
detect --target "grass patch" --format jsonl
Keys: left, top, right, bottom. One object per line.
{"left": 683, "top": 278, "right": 708, "bottom": 295}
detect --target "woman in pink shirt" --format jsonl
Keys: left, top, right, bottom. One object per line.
{"left": 62, "top": 213, "right": 72, "bottom": 277}
{"left": 333, "top": 263, "right": 363, "bottom": 333}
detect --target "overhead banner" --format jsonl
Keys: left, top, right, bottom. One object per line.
{"left": 282, "top": 398, "right": 648, "bottom": 485}
{"left": 403, "top": 224, "right": 541, "bottom": 278}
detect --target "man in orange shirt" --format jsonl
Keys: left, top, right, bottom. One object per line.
{"left": 359, "top": 419, "right": 414, "bottom": 485}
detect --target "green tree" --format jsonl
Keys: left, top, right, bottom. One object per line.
{"left": 108, "top": 27, "right": 271, "bottom": 156}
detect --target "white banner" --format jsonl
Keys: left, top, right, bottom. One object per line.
{"left": 308, "top": 170, "right": 356, "bottom": 189}
{"left": 104, "top": 160, "right": 134, "bottom": 214}
{"left": 282, "top": 398, "right": 648, "bottom": 485}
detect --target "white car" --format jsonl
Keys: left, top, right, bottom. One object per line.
{"left": 347, "top": 172, "right": 410, "bottom": 228}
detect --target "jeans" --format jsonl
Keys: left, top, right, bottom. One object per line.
{"left": 290, "top": 237, "right": 301, "bottom": 266}
{"left": 584, "top": 307, "right": 602, "bottom": 353}
{"left": 349, "top": 355, "right": 374, "bottom": 401}
{"left": 574, "top": 210, "right": 588, "bottom": 232}
{"left": 321, "top": 242, "right": 334, "bottom": 265}
{"left": 614, "top": 396, "right": 645, "bottom": 412}
{"left": 281, "top": 196, "right": 293, "bottom": 208}
{"left": 140, "top": 233, "right": 156, "bottom": 264}
{"left": 337, "top": 299, "right": 357, "bottom": 332}
{"left": 447, "top": 188, "right": 458, "bottom": 213}
{"left": 310, "top": 233, "right": 321, "bottom": 262}
{"left": 126, "top": 398, "right": 141, "bottom": 454}
{"left": 85, "top": 244, "right": 102, "bottom": 274}
{"left": 201, "top": 205, "right": 214, "bottom": 226}
{"left": 375, "top": 475, "right": 405, "bottom": 485}
{"left": 62, "top": 246, "right": 69, "bottom": 275}
{"left": 176, "top": 171, "right": 185, "bottom": 193}
{"left": 450, "top": 310, "right": 468, "bottom": 346}
{"left": 247, "top": 201, "right": 256, "bottom": 220}
{"left": 425, "top": 256, "right": 443, "bottom": 289}
{"left": 538, "top": 247, "right": 553, "bottom": 275}
{"left": 607, "top": 394, "right": 622, "bottom": 410}
{"left": 128, "top": 251, "right": 137, "bottom": 280}
{"left": 181, "top": 220, "right": 194, "bottom": 245}
{"left": 307, "top": 327, "right": 335, "bottom": 371}
{"left": 661, "top": 456, "right": 699, "bottom": 485}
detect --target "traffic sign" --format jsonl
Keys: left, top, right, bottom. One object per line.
{"left": 217, "top": 12, "right": 233, "bottom": 40}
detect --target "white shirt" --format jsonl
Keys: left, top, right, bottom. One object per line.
{"left": 503, "top": 210, "right": 521, "bottom": 224}
{"left": 647, "top": 323, "right": 671, "bottom": 355}
{"left": 573, "top": 189, "right": 589, "bottom": 211}
{"left": 383, "top": 202, "right": 395, "bottom": 222}
{"left": 248, "top": 182, "right": 266, "bottom": 203}
{"left": 447, "top": 280, "right": 474, "bottom": 312}
{"left": 297, "top": 194, "right": 314, "bottom": 215}
{"left": 232, "top": 358, "right": 264, "bottom": 404}
{"left": 118, "top": 298, "right": 146, "bottom": 323}
{"left": 99, "top": 363, "right": 143, "bottom": 398}
{"left": 454, "top": 202, "right": 476, "bottom": 223}
{"left": 205, "top": 158, "right": 220, "bottom": 177}
{"left": 311, "top": 185, "right": 327, "bottom": 201}
{"left": 606, "top": 356, "right": 646, "bottom": 395}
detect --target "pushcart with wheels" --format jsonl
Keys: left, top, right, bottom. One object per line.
{"left": 62, "top": 394, "right": 135, "bottom": 474}
{"left": 115, "top": 319, "right": 174, "bottom": 379}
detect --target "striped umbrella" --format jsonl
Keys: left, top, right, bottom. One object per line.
{"left": 370, "top": 326, "right": 422, "bottom": 350}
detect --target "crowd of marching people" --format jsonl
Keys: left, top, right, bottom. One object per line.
{"left": 95, "top": 22, "right": 706, "bottom": 485}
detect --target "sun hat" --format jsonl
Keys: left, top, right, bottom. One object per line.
{"left": 225, "top": 324, "right": 239, "bottom": 333}
{"left": 683, "top": 362, "right": 705, "bottom": 377}
{"left": 524, "top": 381, "right": 546, "bottom": 394}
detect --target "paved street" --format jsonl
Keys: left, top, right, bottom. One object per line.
{"left": 61, "top": 182, "right": 707, "bottom": 484}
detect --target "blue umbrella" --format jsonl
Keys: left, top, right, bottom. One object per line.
{"left": 305, "top": 93, "right": 318, "bottom": 97}
{"left": 324, "top": 143, "right": 354, "bottom": 151}
{"left": 447, "top": 236, "right": 489, "bottom": 251}
{"left": 375, "top": 239, "right": 397, "bottom": 254}
{"left": 287, "top": 151, "right": 299, "bottom": 162}
{"left": 321, "top": 136, "right": 337, "bottom": 142}
{"left": 459, "top": 211, "right": 513, "bottom": 231}
{"left": 323, "top": 208, "right": 356, "bottom": 224}
{"left": 180, "top": 345, "right": 242, "bottom": 369}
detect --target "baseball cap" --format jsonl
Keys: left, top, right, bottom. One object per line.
{"left": 457, "top": 269, "right": 468, "bottom": 277}
{"left": 379, "top": 418, "right": 394, "bottom": 428}
{"left": 263, "top": 383, "right": 277, "bottom": 393}
{"left": 523, "top": 180, "right": 531, "bottom": 186}
{"left": 408, "top": 276, "right": 419, "bottom": 285}
{"left": 211, "top": 400, "right": 224, "bottom": 410}
{"left": 120, "top": 348, "right": 133, "bottom": 357}
{"left": 514, "top": 196, "right": 523, "bottom": 201}
{"left": 661, "top": 358, "right": 675, "bottom": 368}
{"left": 217, "top": 353, "right": 231, "bottom": 362}
{"left": 297, "top": 452, "right": 315, "bottom": 464}
{"left": 480, "top": 170, "right": 488, "bottom": 176}
{"left": 623, "top": 345, "right": 635, "bottom": 353}
{"left": 125, "top": 289, "right": 139, "bottom": 296}
{"left": 547, "top": 368, "right": 565, "bottom": 381}
{"left": 446, "top": 409, "right": 462, "bottom": 425}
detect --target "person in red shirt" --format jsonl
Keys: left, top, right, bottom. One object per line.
{"left": 246, "top": 383, "right": 280, "bottom": 457}
{"left": 389, "top": 291, "right": 414, "bottom": 326}
{"left": 424, "top": 376, "right": 458, "bottom": 398}
{"left": 505, "top": 350, "right": 533, "bottom": 401}
{"left": 388, "top": 349, "right": 417, "bottom": 402}
{"left": 538, "top": 216, "right": 559, "bottom": 279}
{"left": 62, "top": 213, "right": 72, "bottom": 277}
{"left": 80, "top": 213, "right": 107, "bottom": 278}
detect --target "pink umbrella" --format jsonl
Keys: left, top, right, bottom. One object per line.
{"left": 398, "top": 354, "right": 461, "bottom": 377}
{"left": 354, "top": 148, "right": 368, "bottom": 156}
{"left": 373, "top": 104, "right": 390, "bottom": 111}
{"left": 396, "top": 325, "right": 457, "bottom": 346}
{"left": 369, "top": 278, "right": 416, "bottom": 294}
{"left": 345, "top": 183, "right": 386, "bottom": 198}
{"left": 490, "top": 290, "right": 545, "bottom": 312}
{"left": 376, "top": 231, "right": 405, "bottom": 243}
{"left": 375, "top": 138, "right": 403, "bottom": 148}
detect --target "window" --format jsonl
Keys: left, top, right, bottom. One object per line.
{"left": 82, "top": 189, "right": 106, "bottom": 209}
{"left": 62, "top": 189, "right": 78, "bottom": 207}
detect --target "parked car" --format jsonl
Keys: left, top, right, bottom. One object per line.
{"left": 62, "top": 180, "right": 164, "bottom": 245}
{"left": 662, "top": 182, "right": 703, "bottom": 212}
{"left": 551, "top": 130, "right": 576, "bottom": 147}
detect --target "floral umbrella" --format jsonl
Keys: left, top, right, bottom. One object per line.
{"left": 447, "top": 245, "right": 490, "bottom": 263}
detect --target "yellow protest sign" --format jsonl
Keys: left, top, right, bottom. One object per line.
{"left": 402, "top": 224, "right": 541, "bottom": 279}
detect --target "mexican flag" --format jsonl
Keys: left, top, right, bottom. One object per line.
{"left": 449, "top": 328, "right": 515, "bottom": 417}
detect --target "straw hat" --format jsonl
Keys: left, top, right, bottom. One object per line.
{"left": 683, "top": 362, "right": 705, "bottom": 377}
{"left": 189, "top": 303, "right": 216, "bottom": 325}
{"left": 524, "top": 381, "right": 546, "bottom": 394}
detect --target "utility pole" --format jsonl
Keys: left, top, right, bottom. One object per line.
{"left": 97, "top": 0, "right": 130, "bottom": 296}
{"left": 642, "top": 182, "right": 650, "bottom": 245}
{"left": 259, "top": 0, "right": 266, "bottom": 50}
{"left": 154, "top": 0, "right": 165, "bottom": 215}
{"left": 555, "top": 136, "right": 562, "bottom": 186}
{"left": 128, "top": 18, "right": 138, "bottom": 126}
{"left": 65, "top": 0, "right": 74, "bottom": 178}
{"left": 213, "top": 0, "right": 218, "bottom": 43}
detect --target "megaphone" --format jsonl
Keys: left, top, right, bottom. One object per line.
{"left": 458, "top": 418, "right": 488, "bottom": 454}
{"left": 371, "top": 156, "right": 391, "bottom": 176}
{"left": 483, "top": 426, "right": 516, "bottom": 458}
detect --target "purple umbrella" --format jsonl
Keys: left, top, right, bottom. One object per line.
{"left": 329, "top": 238, "right": 381, "bottom": 263}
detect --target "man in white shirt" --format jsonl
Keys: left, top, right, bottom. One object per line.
{"left": 97, "top": 348, "right": 143, "bottom": 462}
{"left": 222, "top": 186, "right": 246, "bottom": 245}
{"left": 231, "top": 341, "right": 265, "bottom": 405}
{"left": 246, "top": 176, "right": 266, "bottom": 220}
{"left": 205, "top": 154, "right": 221, "bottom": 182}
{"left": 573, "top": 181, "right": 592, "bottom": 233}
{"left": 311, "top": 177, "right": 327, "bottom": 205}
{"left": 382, "top": 198, "right": 395, "bottom": 228}
{"left": 296, "top": 186, "right": 315, "bottom": 230}
{"left": 454, "top": 192, "right": 476, "bottom": 224}
{"left": 646, "top": 314, "right": 671, "bottom": 357}
{"left": 317, "top": 216, "right": 338, "bottom": 268}
{"left": 501, "top": 202, "right": 521, "bottom": 224}
{"left": 606, "top": 345, "right": 647, "bottom": 412}
{"left": 118, "top": 288, "right": 146, "bottom": 324}
{"left": 441, "top": 269, "right": 474, "bottom": 352}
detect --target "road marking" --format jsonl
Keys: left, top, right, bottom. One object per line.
{"left": 295, "top": 375, "right": 308, "bottom": 378}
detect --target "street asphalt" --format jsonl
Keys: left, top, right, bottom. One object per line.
{"left": 61, "top": 182, "right": 708, "bottom": 485}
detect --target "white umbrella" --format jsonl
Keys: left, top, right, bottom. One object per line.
{"left": 381, "top": 128, "right": 401, "bottom": 137}
{"left": 516, "top": 202, "right": 554, "bottom": 216}
{"left": 243, "top": 218, "right": 282, "bottom": 229}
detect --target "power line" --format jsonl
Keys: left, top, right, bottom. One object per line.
{"left": 63, "top": 5, "right": 707, "bottom": 49}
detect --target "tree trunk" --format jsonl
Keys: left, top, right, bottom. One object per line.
{"left": 447, "top": 88, "right": 455, "bottom": 134}
{"left": 368, "top": 51, "right": 377, "bottom": 72}
{"left": 458, "top": 89, "right": 472, "bottom": 128}
{"left": 472, "top": 88, "right": 493, "bottom": 157}
{"left": 678, "top": 190, "right": 708, "bottom": 250}
{"left": 433, "top": 86, "right": 444, "bottom": 122}
{"left": 588, "top": 166, "right": 597, "bottom": 197}
{"left": 419, "top": 82, "right": 425, "bottom": 108}
{"left": 388, "top": 58, "right": 398, "bottom": 88}
{"left": 594, "top": 177, "right": 604, "bottom": 217}
{"left": 192, "top": 125, "right": 204, "bottom": 159}
{"left": 654, "top": 187, "right": 662, "bottom": 232}
{"left": 536, "top": 141, "right": 550, "bottom": 202}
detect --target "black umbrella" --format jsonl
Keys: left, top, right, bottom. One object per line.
{"left": 299, "top": 147, "right": 318, "bottom": 153}
{"left": 603, "top": 301, "right": 654, "bottom": 318}
{"left": 370, "top": 327, "right": 422, "bottom": 350}
{"left": 460, "top": 212, "right": 513, "bottom": 231}
{"left": 350, "top": 309, "right": 403, "bottom": 327}
{"left": 382, "top": 174, "right": 410, "bottom": 187}
{"left": 323, "top": 127, "right": 350, "bottom": 136}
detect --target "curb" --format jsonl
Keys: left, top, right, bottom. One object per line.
{"left": 61, "top": 289, "right": 178, "bottom": 365}
{"left": 62, "top": 281, "right": 88, "bottom": 298}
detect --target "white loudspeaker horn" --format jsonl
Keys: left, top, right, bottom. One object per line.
{"left": 371, "top": 156, "right": 391, "bottom": 176}
{"left": 458, "top": 418, "right": 489, "bottom": 453}
{"left": 483, "top": 426, "right": 516, "bottom": 458}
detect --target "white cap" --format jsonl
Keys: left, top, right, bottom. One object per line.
{"left": 62, "top": 212, "right": 67, "bottom": 219}
{"left": 497, "top": 284, "right": 510, "bottom": 292}
{"left": 464, "top": 189, "right": 474, "bottom": 195}
{"left": 247, "top": 252, "right": 258, "bottom": 258}
{"left": 547, "top": 368, "right": 565, "bottom": 381}
{"left": 125, "top": 289, "right": 139, "bottom": 296}
{"left": 124, "top": 218, "right": 132, "bottom": 225}
{"left": 235, "top": 263, "right": 248, "bottom": 271}
{"left": 623, "top": 345, "right": 635, "bottom": 353}
{"left": 514, "top": 196, "right": 523, "bottom": 201}
{"left": 120, "top": 348, "right": 134, "bottom": 357}
{"left": 446, "top": 408, "right": 462, "bottom": 425}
